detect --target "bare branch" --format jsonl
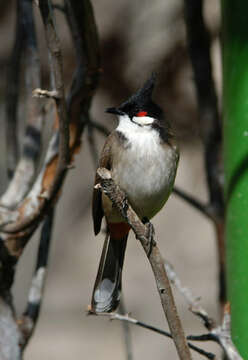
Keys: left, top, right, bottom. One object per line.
{"left": 0, "top": 0, "right": 100, "bottom": 237}
{"left": 90, "top": 120, "right": 110, "bottom": 137}
{"left": 0, "top": 0, "right": 100, "bottom": 355}
{"left": 165, "top": 263, "right": 242, "bottom": 359}
{"left": 2, "top": 0, "right": 43, "bottom": 209}
{"left": 65, "top": 0, "right": 100, "bottom": 112}
{"left": 0, "top": 0, "right": 69, "bottom": 234}
{"left": 173, "top": 186, "right": 216, "bottom": 222}
{"left": 5, "top": 0, "right": 23, "bottom": 179}
{"left": 93, "top": 312, "right": 216, "bottom": 359}
{"left": 39, "top": 0, "right": 69, "bottom": 174}
{"left": 119, "top": 300, "right": 134, "bottom": 360}
{"left": 212, "top": 305, "right": 243, "bottom": 360}
{"left": 32, "top": 88, "right": 59, "bottom": 99}
{"left": 18, "top": 209, "right": 54, "bottom": 350}
{"left": 0, "top": 298, "right": 20, "bottom": 360}
{"left": 95, "top": 167, "right": 192, "bottom": 360}
{"left": 165, "top": 262, "right": 216, "bottom": 330}
{"left": 0, "top": 0, "right": 100, "bottom": 240}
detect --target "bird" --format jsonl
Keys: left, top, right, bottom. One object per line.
{"left": 91, "top": 74, "right": 179, "bottom": 313}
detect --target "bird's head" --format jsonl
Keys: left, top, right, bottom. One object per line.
{"left": 106, "top": 73, "right": 163, "bottom": 127}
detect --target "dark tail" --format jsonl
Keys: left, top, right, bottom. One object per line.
{"left": 91, "top": 233, "right": 128, "bottom": 313}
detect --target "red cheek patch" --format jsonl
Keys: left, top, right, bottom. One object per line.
{"left": 137, "top": 111, "right": 147, "bottom": 117}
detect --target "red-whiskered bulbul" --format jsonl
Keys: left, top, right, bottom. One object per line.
{"left": 91, "top": 74, "right": 179, "bottom": 313}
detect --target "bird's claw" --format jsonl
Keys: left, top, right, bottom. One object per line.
{"left": 142, "top": 217, "right": 156, "bottom": 256}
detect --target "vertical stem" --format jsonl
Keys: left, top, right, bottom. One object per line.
{"left": 183, "top": 0, "right": 225, "bottom": 310}
{"left": 20, "top": 209, "right": 55, "bottom": 350}
{"left": 119, "top": 300, "right": 133, "bottom": 360}
{"left": 39, "top": 0, "right": 70, "bottom": 186}
{"left": 222, "top": 0, "right": 248, "bottom": 357}
{"left": 5, "top": 0, "right": 24, "bottom": 179}
{"left": 184, "top": 0, "right": 223, "bottom": 214}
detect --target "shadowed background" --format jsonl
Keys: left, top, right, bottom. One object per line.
{"left": 0, "top": 0, "right": 221, "bottom": 358}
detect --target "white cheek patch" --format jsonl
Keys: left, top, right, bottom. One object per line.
{"left": 132, "top": 116, "right": 154, "bottom": 126}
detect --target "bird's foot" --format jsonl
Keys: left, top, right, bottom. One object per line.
{"left": 122, "top": 197, "right": 129, "bottom": 213}
{"left": 142, "top": 217, "right": 156, "bottom": 256}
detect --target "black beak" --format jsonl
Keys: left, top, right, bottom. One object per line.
{"left": 105, "top": 107, "right": 125, "bottom": 116}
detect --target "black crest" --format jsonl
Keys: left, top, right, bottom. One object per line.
{"left": 106, "top": 74, "right": 162, "bottom": 119}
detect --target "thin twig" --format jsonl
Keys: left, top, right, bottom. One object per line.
{"left": 212, "top": 305, "right": 243, "bottom": 360}
{"left": 165, "top": 262, "right": 216, "bottom": 330}
{"left": 32, "top": 88, "right": 59, "bottom": 99}
{"left": 94, "top": 312, "right": 215, "bottom": 359}
{"left": 65, "top": 0, "right": 100, "bottom": 112}
{"left": 18, "top": 209, "right": 55, "bottom": 349}
{"left": 95, "top": 167, "right": 192, "bottom": 360}
{"left": 173, "top": 186, "right": 215, "bottom": 221}
{"left": 165, "top": 262, "right": 242, "bottom": 359}
{"left": 39, "top": 0, "right": 70, "bottom": 188}
{"left": 119, "top": 300, "right": 134, "bottom": 360}
{"left": 91, "top": 120, "right": 110, "bottom": 137}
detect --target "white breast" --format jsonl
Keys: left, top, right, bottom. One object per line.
{"left": 111, "top": 115, "right": 178, "bottom": 220}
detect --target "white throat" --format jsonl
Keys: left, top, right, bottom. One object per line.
{"left": 132, "top": 115, "right": 155, "bottom": 126}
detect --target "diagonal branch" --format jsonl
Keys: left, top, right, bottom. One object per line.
{"left": 95, "top": 167, "right": 192, "bottom": 360}
{"left": 165, "top": 262, "right": 216, "bottom": 330}
{"left": 90, "top": 120, "right": 110, "bottom": 137}
{"left": 173, "top": 186, "right": 216, "bottom": 221}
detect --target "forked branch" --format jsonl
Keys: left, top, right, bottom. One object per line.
{"left": 96, "top": 312, "right": 215, "bottom": 359}
{"left": 165, "top": 263, "right": 242, "bottom": 360}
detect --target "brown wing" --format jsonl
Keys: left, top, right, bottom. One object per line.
{"left": 92, "top": 132, "right": 116, "bottom": 235}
